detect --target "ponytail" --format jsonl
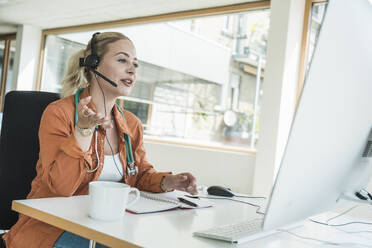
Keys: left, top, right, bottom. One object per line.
{"left": 60, "top": 49, "right": 89, "bottom": 98}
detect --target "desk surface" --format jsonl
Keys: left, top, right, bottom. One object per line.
{"left": 12, "top": 195, "right": 372, "bottom": 248}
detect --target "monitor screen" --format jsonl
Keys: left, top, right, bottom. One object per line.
{"left": 262, "top": 0, "right": 372, "bottom": 230}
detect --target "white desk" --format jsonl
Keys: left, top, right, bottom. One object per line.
{"left": 12, "top": 196, "right": 372, "bottom": 248}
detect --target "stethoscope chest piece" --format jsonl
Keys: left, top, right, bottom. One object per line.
{"left": 127, "top": 162, "right": 139, "bottom": 177}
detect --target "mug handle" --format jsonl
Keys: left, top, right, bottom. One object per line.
{"left": 127, "top": 188, "right": 140, "bottom": 207}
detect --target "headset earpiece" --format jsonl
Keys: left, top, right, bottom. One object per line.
{"left": 84, "top": 53, "right": 100, "bottom": 70}
{"left": 81, "top": 32, "right": 101, "bottom": 70}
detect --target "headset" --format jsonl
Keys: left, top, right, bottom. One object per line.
{"left": 79, "top": 32, "right": 118, "bottom": 87}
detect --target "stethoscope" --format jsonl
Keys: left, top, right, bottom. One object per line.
{"left": 74, "top": 88, "right": 139, "bottom": 177}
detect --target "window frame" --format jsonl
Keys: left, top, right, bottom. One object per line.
{"left": 296, "top": 0, "right": 328, "bottom": 105}
{"left": 0, "top": 33, "right": 16, "bottom": 111}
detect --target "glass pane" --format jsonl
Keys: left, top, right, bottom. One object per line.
{"left": 0, "top": 40, "right": 5, "bottom": 81}
{"left": 41, "top": 8, "right": 271, "bottom": 150}
{"left": 41, "top": 35, "right": 85, "bottom": 93}
{"left": 5, "top": 39, "right": 16, "bottom": 94}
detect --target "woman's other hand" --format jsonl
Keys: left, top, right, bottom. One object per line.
{"left": 161, "top": 173, "right": 198, "bottom": 195}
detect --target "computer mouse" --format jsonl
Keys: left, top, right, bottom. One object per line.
{"left": 207, "top": 186, "right": 235, "bottom": 197}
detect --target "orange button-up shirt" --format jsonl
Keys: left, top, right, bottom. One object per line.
{"left": 4, "top": 88, "right": 171, "bottom": 248}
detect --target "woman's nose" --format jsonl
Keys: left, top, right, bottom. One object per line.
{"left": 126, "top": 65, "right": 135, "bottom": 75}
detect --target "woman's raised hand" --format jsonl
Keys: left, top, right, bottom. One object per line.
{"left": 76, "top": 96, "right": 113, "bottom": 129}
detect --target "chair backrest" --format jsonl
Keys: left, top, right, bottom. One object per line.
{"left": 0, "top": 91, "right": 59, "bottom": 230}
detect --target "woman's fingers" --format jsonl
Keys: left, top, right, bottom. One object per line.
{"left": 76, "top": 96, "right": 115, "bottom": 130}
{"left": 77, "top": 97, "right": 91, "bottom": 113}
{"left": 82, "top": 106, "right": 94, "bottom": 117}
{"left": 172, "top": 173, "right": 198, "bottom": 195}
{"left": 173, "top": 175, "right": 188, "bottom": 187}
{"left": 78, "top": 97, "right": 93, "bottom": 118}
{"left": 76, "top": 96, "right": 114, "bottom": 129}
{"left": 79, "top": 96, "right": 91, "bottom": 107}
{"left": 187, "top": 185, "right": 198, "bottom": 195}
{"left": 96, "top": 115, "right": 113, "bottom": 129}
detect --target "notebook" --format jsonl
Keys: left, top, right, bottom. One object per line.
{"left": 127, "top": 190, "right": 212, "bottom": 214}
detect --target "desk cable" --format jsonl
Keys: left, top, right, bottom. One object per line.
{"left": 277, "top": 228, "right": 372, "bottom": 247}
{"left": 277, "top": 204, "right": 372, "bottom": 247}
{"left": 196, "top": 195, "right": 266, "bottom": 215}
{"left": 308, "top": 204, "right": 372, "bottom": 230}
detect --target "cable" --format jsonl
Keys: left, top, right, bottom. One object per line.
{"left": 308, "top": 204, "right": 372, "bottom": 241}
{"left": 309, "top": 205, "right": 372, "bottom": 227}
{"left": 327, "top": 205, "right": 360, "bottom": 223}
{"left": 277, "top": 229, "right": 372, "bottom": 248}
{"left": 94, "top": 74, "right": 124, "bottom": 179}
{"left": 233, "top": 195, "right": 266, "bottom": 199}
{"left": 310, "top": 219, "right": 372, "bottom": 227}
{"left": 197, "top": 195, "right": 265, "bottom": 215}
{"left": 277, "top": 229, "right": 339, "bottom": 246}
{"left": 94, "top": 73, "right": 107, "bottom": 117}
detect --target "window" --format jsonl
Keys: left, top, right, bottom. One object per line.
{"left": 297, "top": 1, "right": 327, "bottom": 102}
{"left": 40, "top": 8, "right": 271, "bottom": 151}
{"left": 0, "top": 34, "right": 16, "bottom": 111}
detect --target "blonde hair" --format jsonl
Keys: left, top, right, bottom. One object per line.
{"left": 60, "top": 32, "right": 131, "bottom": 98}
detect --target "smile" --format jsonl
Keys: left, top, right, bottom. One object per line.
{"left": 121, "top": 78, "right": 133, "bottom": 87}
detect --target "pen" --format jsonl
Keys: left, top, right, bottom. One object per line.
{"left": 184, "top": 194, "right": 200, "bottom": 199}
{"left": 178, "top": 197, "right": 198, "bottom": 207}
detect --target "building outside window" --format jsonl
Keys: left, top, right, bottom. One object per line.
{"left": 40, "top": 9, "right": 271, "bottom": 151}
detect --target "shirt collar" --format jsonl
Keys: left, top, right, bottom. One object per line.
{"left": 113, "top": 104, "right": 133, "bottom": 139}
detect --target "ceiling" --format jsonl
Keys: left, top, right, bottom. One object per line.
{"left": 0, "top": 0, "right": 258, "bottom": 35}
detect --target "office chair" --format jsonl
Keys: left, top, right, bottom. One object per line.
{"left": 0, "top": 91, "right": 60, "bottom": 248}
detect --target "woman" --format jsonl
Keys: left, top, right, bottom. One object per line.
{"left": 3, "top": 32, "right": 197, "bottom": 248}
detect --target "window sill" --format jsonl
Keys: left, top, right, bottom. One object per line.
{"left": 143, "top": 135, "right": 256, "bottom": 154}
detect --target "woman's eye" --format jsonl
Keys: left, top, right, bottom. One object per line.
{"left": 118, "top": 58, "right": 138, "bottom": 68}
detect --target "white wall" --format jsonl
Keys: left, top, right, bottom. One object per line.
{"left": 12, "top": 25, "right": 42, "bottom": 91}
{"left": 144, "top": 141, "right": 256, "bottom": 194}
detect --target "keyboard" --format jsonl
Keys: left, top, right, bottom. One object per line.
{"left": 193, "top": 218, "right": 264, "bottom": 243}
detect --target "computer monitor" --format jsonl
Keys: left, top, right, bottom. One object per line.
{"left": 262, "top": 0, "right": 372, "bottom": 231}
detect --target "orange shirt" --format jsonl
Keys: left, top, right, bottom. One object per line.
{"left": 4, "top": 88, "right": 171, "bottom": 248}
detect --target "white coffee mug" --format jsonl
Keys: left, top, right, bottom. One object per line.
{"left": 89, "top": 181, "right": 140, "bottom": 221}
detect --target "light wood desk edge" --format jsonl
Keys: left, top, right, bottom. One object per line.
{"left": 12, "top": 200, "right": 141, "bottom": 248}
